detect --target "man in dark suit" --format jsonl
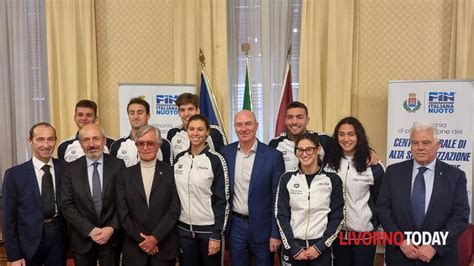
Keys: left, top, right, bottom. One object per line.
{"left": 61, "top": 123, "right": 125, "bottom": 266}
{"left": 116, "top": 125, "right": 180, "bottom": 266}
{"left": 377, "top": 122, "right": 469, "bottom": 265}
{"left": 3, "top": 122, "right": 66, "bottom": 266}
{"left": 220, "top": 110, "right": 285, "bottom": 266}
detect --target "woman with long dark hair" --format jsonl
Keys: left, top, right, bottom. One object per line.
{"left": 327, "top": 116, "right": 384, "bottom": 266}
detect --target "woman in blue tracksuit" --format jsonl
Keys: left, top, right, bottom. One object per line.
{"left": 327, "top": 116, "right": 384, "bottom": 266}
{"left": 276, "top": 132, "right": 344, "bottom": 266}
{"left": 174, "top": 114, "right": 229, "bottom": 266}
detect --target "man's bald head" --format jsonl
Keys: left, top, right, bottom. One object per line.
{"left": 234, "top": 110, "right": 258, "bottom": 145}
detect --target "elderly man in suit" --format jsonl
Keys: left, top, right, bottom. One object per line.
{"left": 377, "top": 122, "right": 469, "bottom": 265}
{"left": 3, "top": 122, "right": 66, "bottom": 266}
{"left": 61, "top": 123, "right": 125, "bottom": 266}
{"left": 116, "top": 125, "right": 180, "bottom": 266}
{"left": 220, "top": 110, "right": 285, "bottom": 266}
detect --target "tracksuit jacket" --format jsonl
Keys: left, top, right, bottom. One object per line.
{"left": 269, "top": 130, "right": 334, "bottom": 171}
{"left": 275, "top": 167, "right": 344, "bottom": 257}
{"left": 167, "top": 125, "right": 227, "bottom": 160}
{"left": 325, "top": 158, "right": 385, "bottom": 232}
{"left": 174, "top": 145, "right": 229, "bottom": 240}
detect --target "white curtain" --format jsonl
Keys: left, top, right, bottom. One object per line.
{"left": 0, "top": 0, "right": 50, "bottom": 186}
{"left": 227, "top": 0, "right": 301, "bottom": 142}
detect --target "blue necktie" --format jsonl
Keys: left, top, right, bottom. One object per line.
{"left": 411, "top": 166, "right": 428, "bottom": 228}
{"left": 92, "top": 162, "right": 102, "bottom": 218}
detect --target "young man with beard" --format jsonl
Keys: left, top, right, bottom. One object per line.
{"left": 269, "top": 101, "right": 334, "bottom": 170}
{"left": 110, "top": 97, "right": 172, "bottom": 166}
{"left": 270, "top": 101, "right": 378, "bottom": 171}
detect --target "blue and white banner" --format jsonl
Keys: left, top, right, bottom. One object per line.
{"left": 118, "top": 83, "right": 195, "bottom": 137}
{"left": 387, "top": 80, "right": 474, "bottom": 220}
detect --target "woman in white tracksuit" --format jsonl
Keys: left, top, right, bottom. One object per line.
{"left": 276, "top": 132, "right": 344, "bottom": 266}
{"left": 327, "top": 116, "right": 384, "bottom": 266}
{"left": 174, "top": 114, "right": 229, "bottom": 266}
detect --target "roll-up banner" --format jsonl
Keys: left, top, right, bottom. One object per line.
{"left": 387, "top": 80, "right": 474, "bottom": 220}
{"left": 118, "top": 84, "right": 195, "bottom": 138}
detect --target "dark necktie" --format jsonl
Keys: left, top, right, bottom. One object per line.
{"left": 92, "top": 162, "right": 102, "bottom": 218}
{"left": 411, "top": 166, "right": 428, "bottom": 228}
{"left": 41, "top": 164, "right": 55, "bottom": 219}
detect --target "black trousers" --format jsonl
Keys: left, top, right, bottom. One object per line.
{"left": 178, "top": 227, "right": 221, "bottom": 266}
{"left": 281, "top": 242, "right": 331, "bottom": 266}
{"left": 27, "top": 223, "right": 66, "bottom": 266}
{"left": 74, "top": 243, "right": 121, "bottom": 266}
{"left": 332, "top": 236, "right": 376, "bottom": 266}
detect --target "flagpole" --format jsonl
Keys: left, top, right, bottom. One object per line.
{"left": 277, "top": 45, "right": 292, "bottom": 112}
{"left": 283, "top": 44, "right": 292, "bottom": 92}
{"left": 274, "top": 45, "right": 294, "bottom": 137}
{"left": 199, "top": 49, "right": 228, "bottom": 141}
{"left": 286, "top": 45, "right": 292, "bottom": 62}
{"left": 241, "top": 43, "right": 252, "bottom": 111}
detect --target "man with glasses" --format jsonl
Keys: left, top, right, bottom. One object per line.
{"left": 117, "top": 125, "right": 180, "bottom": 265}
{"left": 61, "top": 124, "right": 125, "bottom": 266}
{"left": 220, "top": 110, "right": 285, "bottom": 266}
{"left": 3, "top": 122, "right": 66, "bottom": 266}
{"left": 110, "top": 97, "right": 172, "bottom": 166}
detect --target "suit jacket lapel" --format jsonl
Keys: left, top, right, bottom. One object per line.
{"left": 131, "top": 164, "right": 147, "bottom": 202}
{"left": 53, "top": 159, "right": 62, "bottom": 207}
{"left": 150, "top": 160, "right": 163, "bottom": 195}
{"left": 227, "top": 143, "right": 237, "bottom": 195}
{"left": 249, "top": 141, "right": 263, "bottom": 197}
{"left": 102, "top": 156, "right": 111, "bottom": 199}
{"left": 27, "top": 160, "right": 42, "bottom": 208}
{"left": 79, "top": 157, "right": 94, "bottom": 205}
{"left": 401, "top": 160, "right": 415, "bottom": 226}
{"left": 423, "top": 160, "right": 443, "bottom": 226}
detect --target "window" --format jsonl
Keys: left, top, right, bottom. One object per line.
{"left": 227, "top": 0, "right": 302, "bottom": 142}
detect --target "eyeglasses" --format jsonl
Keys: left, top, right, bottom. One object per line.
{"left": 136, "top": 141, "right": 158, "bottom": 149}
{"left": 295, "top": 147, "right": 317, "bottom": 156}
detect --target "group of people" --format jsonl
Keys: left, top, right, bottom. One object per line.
{"left": 3, "top": 93, "right": 469, "bottom": 266}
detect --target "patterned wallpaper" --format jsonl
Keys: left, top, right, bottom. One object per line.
{"left": 94, "top": 0, "right": 454, "bottom": 158}
{"left": 356, "top": 0, "right": 453, "bottom": 163}
{"left": 95, "top": 0, "right": 174, "bottom": 138}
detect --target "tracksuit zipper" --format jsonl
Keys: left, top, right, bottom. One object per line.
{"left": 187, "top": 157, "right": 194, "bottom": 237}
{"left": 342, "top": 161, "right": 350, "bottom": 232}
{"left": 305, "top": 178, "right": 312, "bottom": 248}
